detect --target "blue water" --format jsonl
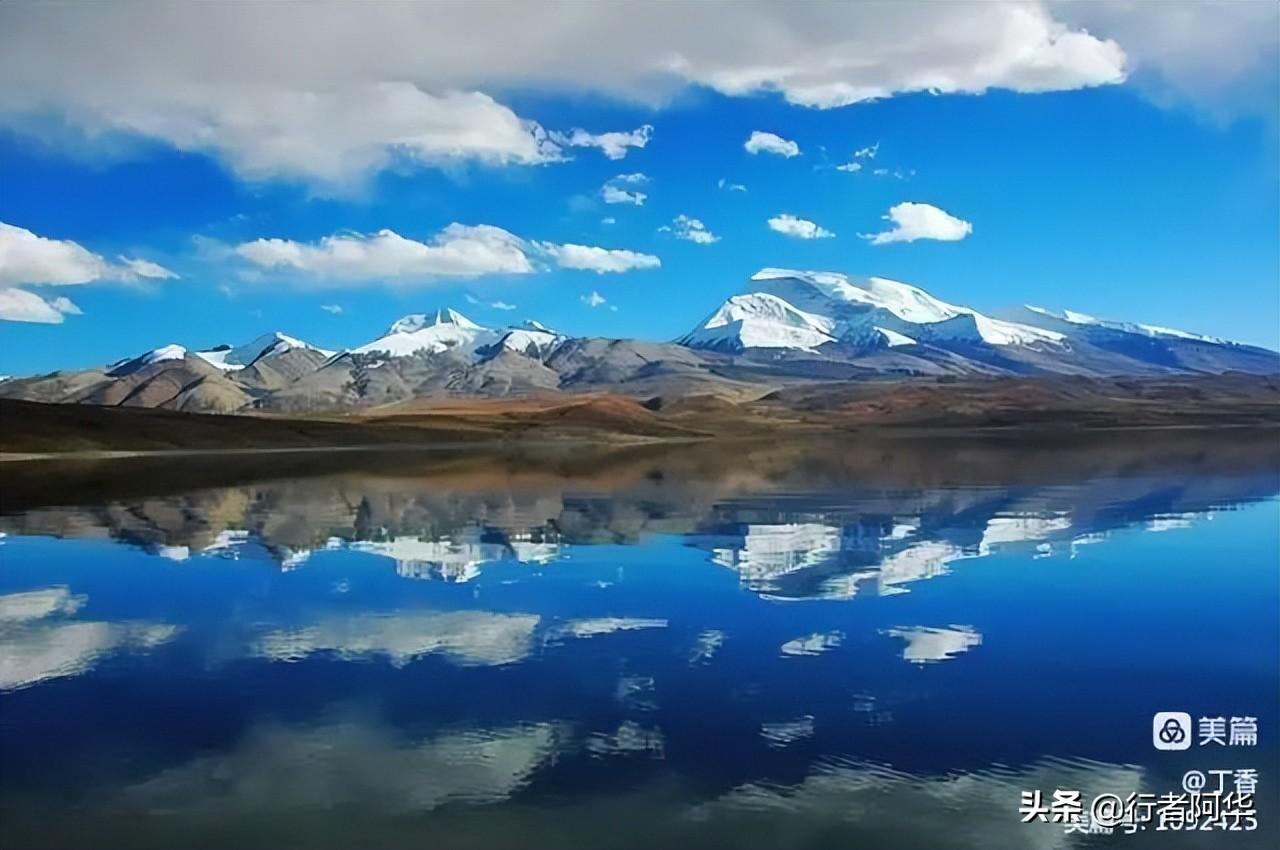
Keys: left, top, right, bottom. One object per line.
{"left": 1, "top": 440, "right": 1276, "bottom": 848}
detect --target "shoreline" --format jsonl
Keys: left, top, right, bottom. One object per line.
{"left": 4, "top": 421, "right": 1278, "bottom": 464}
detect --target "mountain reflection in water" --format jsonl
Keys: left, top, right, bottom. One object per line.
{"left": 1, "top": 432, "right": 1277, "bottom": 849}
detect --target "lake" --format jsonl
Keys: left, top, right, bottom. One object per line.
{"left": 1, "top": 432, "right": 1277, "bottom": 849}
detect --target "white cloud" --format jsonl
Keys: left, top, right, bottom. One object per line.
{"left": 465, "top": 293, "right": 517, "bottom": 310}
{"left": 0, "top": 221, "right": 109, "bottom": 286}
{"left": 0, "top": 287, "right": 80, "bottom": 323}
{"left": 601, "top": 185, "right": 646, "bottom": 205}
{"left": 0, "top": 221, "right": 174, "bottom": 321}
{"left": 666, "top": 215, "right": 718, "bottom": 245}
{"left": 600, "top": 171, "right": 650, "bottom": 206}
{"left": 554, "top": 125, "right": 653, "bottom": 159}
{"left": 117, "top": 256, "right": 179, "bottom": 280}
{"left": 600, "top": 172, "right": 648, "bottom": 206}
{"left": 581, "top": 290, "right": 607, "bottom": 308}
{"left": 47, "top": 295, "right": 82, "bottom": 315}
{"left": 236, "top": 224, "right": 659, "bottom": 283}
{"left": 767, "top": 214, "right": 835, "bottom": 240}
{"left": 0, "top": 222, "right": 175, "bottom": 286}
{"left": 717, "top": 178, "right": 747, "bottom": 192}
{"left": 601, "top": 217, "right": 617, "bottom": 226}
{"left": 862, "top": 202, "right": 973, "bottom": 245}
{"left": 319, "top": 303, "right": 343, "bottom": 314}
{"left": 744, "top": 131, "right": 800, "bottom": 158}
{"left": 854, "top": 142, "right": 880, "bottom": 159}
{"left": 1051, "top": 0, "right": 1278, "bottom": 117}
{"left": 4, "top": 4, "right": 1268, "bottom": 193}
{"left": 542, "top": 243, "right": 660, "bottom": 274}
{"left": 18, "top": 1, "right": 1273, "bottom": 193}
{"left": 835, "top": 161, "right": 862, "bottom": 173}
{"left": 236, "top": 224, "right": 536, "bottom": 281}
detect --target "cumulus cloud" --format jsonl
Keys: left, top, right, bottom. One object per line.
{"left": 1052, "top": 0, "right": 1278, "bottom": 117}
{"left": 600, "top": 173, "right": 648, "bottom": 205}
{"left": 237, "top": 224, "right": 536, "bottom": 280}
{"left": 717, "top": 178, "right": 747, "bottom": 192}
{"left": 319, "top": 303, "right": 343, "bottom": 314}
{"left": 0, "top": 287, "right": 81, "bottom": 323}
{"left": 0, "top": 221, "right": 175, "bottom": 321}
{"left": 553, "top": 125, "right": 653, "bottom": 159}
{"left": 601, "top": 185, "right": 645, "bottom": 205}
{"left": 3, "top": 4, "right": 1267, "bottom": 196}
{"left": 744, "top": 131, "right": 800, "bottom": 158}
{"left": 767, "top": 214, "right": 834, "bottom": 240}
{"left": 0, "top": 221, "right": 109, "bottom": 286}
{"left": 581, "top": 290, "right": 607, "bottom": 308}
{"left": 835, "top": 161, "right": 862, "bottom": 173}
{"left": 854, "top": 142, "right": 880, "bottom": 159}
{"left": 664, "top": 215, "right": 718, "bottom": 245}
{"left": 15, "top": 1, "right": 1273, "bottom": 191}
{"left": 541, "top": 243, "right": 660, "bottom": 274}
{"left": 862, "top": 202, "right": 972, "bottom": 245}
{"left": 0, "top": 221, "right": 176, "bottom": 286}
{"left": 235, "top": 224, "right": 659, "bottom": 283}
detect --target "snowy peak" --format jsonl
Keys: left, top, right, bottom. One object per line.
{"left": 353, "top": 309, "right": 496, "bottom": 359}
{"left": 753, "top": 267, "right": 961, "bottom": 324}
{"left": 1020, "top": 305, "right": 1231, "bottom": 345}
{"left": 107, "top": 344, "right": 188, "bottom": 376}
{"left": 680, "top": 292, "right": 836, "bottom": 352}
{"left": 386, "top": 308, "right": 483, "bottom": 336}
{"left": 694, "top": 268, "right": 1064, "bottom": 352}
{"left": 196, "top": 332, "right": 334, "bottom": 371}
{"left": 485, "top": 326, "right": 566, "bottom": 361}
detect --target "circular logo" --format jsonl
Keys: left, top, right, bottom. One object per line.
{"left": 1158, "top": 717, "right": 1186, "bottom": 744}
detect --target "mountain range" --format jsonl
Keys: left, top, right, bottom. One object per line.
{"left": 3, "top": 268, "right": 1275, "bottom": 414}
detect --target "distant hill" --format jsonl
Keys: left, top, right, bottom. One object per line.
{"left": 3, "top": 374, "right": 1277, "bottom": 456}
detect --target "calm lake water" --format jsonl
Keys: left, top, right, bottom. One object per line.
{"left": 1, "top": 433, "right": 1277, "bottom": 849}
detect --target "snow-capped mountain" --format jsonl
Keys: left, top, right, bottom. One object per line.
{"left": 1012, "top": 305, "right": 1229, "bottom": 345}
{"left": 679, "top": 293, "right": 836, "bottom": 352}
{"left": 350, "top": 308, "right": 499, "bottom": 359}
{"left": 680, "top": 267, "right": 1277, "bottom": 378}
{"left": 106, "top": 333, "right": 333, "bottom": 377}
{"left": 5, "top": 274, "right": 1275, "bottom": 416}
{"left": 480, "top": 320, "right": 567, "bottom": 361}
{"left": 195, "top": 332, "right": 334, "bottom": 370}
{"left": 106, "top": 343, "right": 189, "bottom": 376}
{"left": 743, "top": 268, "right": 1066, "bottom": 349}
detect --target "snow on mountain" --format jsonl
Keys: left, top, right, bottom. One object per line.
{"left": 747, "top": 268, "right": 1065, "bottom": 349}
{"left": 486, "top": 323, "right": 566, "bottom": 360}
{"left": 350, "top": 308, "right": 498, "bottom": 358}
{"left": 1020, "top": 305, "right": 1231, "bottom": 345}
{"left": 679, "top": 292, "right": 836, "bottom": 352}
{"left": 195, "top": 332, "right": 334, "bottom": 371}
{"left": 875, "top": 327, "right": 916, "bottom": 347}
{"left": 106, "top": 344, "right": 188, "bottom": 376}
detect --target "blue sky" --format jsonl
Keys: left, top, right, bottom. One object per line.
{"left": 0, "top": 2, "right": 1277, "bottom": 376}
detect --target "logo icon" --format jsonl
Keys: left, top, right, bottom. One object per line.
{"left": 1153, "top": 712, "right": 1192, "bottom": 750}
